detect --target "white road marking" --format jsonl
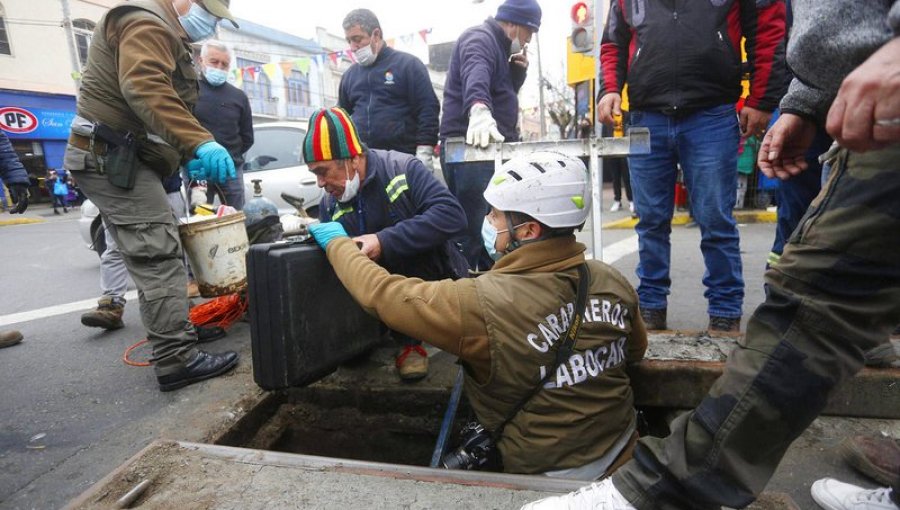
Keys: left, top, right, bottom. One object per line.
{"left": 0, "top": 290, "right": 139, "bottom": 327}
{"left": 586, "top": 234, "right": 639, "bottom": 264}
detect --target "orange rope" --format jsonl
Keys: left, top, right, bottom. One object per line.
{"left": 123, "top": 293, "right": 248, "bottom": 368}
{"left": 189, "top": 293, "right": 248, "bottom": 329}
{"left": 123, "top": 339, "right": 151, "bottom": 367}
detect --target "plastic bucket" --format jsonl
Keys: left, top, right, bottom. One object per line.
{"left": 178, "top": 212, "right": 250, "bottom": 298}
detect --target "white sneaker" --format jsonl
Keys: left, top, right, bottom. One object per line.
{"left": 520, "top": 478, "right": 637, "bottom": 510}
{"left": 629, "top": 202, "right": 635, "bottom": 214}
{"left": 811, "top": 478, "right": 898, "bottom": 510}
{"left": 610, "top": 201, "right": 622, "bottom": 212}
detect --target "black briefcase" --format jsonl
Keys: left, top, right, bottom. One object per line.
{"left": 247, "top": 241, "right": 383, "bottom": 390}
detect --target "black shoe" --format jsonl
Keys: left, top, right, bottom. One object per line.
{"left": 54, "top": 209, "right": 61, "bottom": 215}
{"left": 708, "top": 316, "right": 741, "bottom": 335}
{"left": 196, "top": 325, "right": 226, "bottom": 343}
{"left": 640, "top": 308, "right": 667, "bottom": 330}
{"left": 157, "top": 350, "right": 239, "bottom": 392}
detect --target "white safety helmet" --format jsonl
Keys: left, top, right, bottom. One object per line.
{"left": 483, "top": 151, "right": 591, "bottom": 228}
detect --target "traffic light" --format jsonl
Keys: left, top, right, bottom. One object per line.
{"left": 570, "top": 1, "right": 594, "bottom": 54}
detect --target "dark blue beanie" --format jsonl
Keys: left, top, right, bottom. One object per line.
{"left": 495, "top": 0, "right": 542, "bottom": 32}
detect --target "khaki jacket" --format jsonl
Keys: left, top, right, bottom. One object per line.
{"left": 326, "top": 235, "right": 648, "bottom": 474}
{"left": 77, "top": 0, "right": 211, "bottom": 159}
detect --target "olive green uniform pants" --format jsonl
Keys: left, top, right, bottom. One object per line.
{"left": 67, "top": 145, "right": 198, "bottom": 376}
{"left": 613, "top": 144, "right": 900, "bottom": 509}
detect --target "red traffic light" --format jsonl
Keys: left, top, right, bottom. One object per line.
{"left": 571, "top": 2, "right": 590, "bottom": 25}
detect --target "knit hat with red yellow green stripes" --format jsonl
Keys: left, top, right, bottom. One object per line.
{"left": 303, "top": 107, "right": 366, "bottom": 163}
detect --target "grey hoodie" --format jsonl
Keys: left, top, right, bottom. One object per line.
{"left": 780, "top": 0, "right": 900, "bottom": 124}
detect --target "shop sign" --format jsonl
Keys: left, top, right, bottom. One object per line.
{"left": 0, "top": 107, "right": 39, "bottom": 134}
{"left": 0, "top": 106, "right": 74, "bottom": 140}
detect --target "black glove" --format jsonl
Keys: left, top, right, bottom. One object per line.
{"left": 8, "top": 183, "right": 29, "bottom": 214}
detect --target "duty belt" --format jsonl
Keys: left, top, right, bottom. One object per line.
{"left": 68, "top": 132, "right": 109, "bottom": 156}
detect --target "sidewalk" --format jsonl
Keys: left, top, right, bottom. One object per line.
{"left": 0, "top": 200, "right": 80, "bottom": 226}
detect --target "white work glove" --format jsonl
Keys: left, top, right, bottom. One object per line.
{"left": 415, "top": 145, "right": 435, "bottom": 172}
{"left": 466, "top": 103, "right": 505, "bottom": 149}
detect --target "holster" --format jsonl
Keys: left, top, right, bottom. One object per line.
{"left": 93, "top": 123, "right": 140, "bottom": 191}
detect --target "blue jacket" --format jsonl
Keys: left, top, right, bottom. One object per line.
{"left": 339, "top": 47, "right": 440, "bottom": 155}
{"left": 319, "top": 149, "right": 467, "bottom": 280}
{"left": 439, "top": 18, "right": 527, "bottom": 142}
{"left": 0, "top": 131, "right": 29, "bottom": 185}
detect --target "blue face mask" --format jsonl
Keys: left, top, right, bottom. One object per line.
{"left": 481, "top": 217, "right": 503, "bottom": 261}
{"left": 178, "top": 3, "right": 219, "bottom": 42}
{"left": 204, "top": 67, "right": 228, "bottom": 86}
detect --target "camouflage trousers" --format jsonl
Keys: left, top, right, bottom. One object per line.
{"left": 613, "top": 143, "right": 900, "bottom": 509}
{"left": 67, "top": 145, "right": 198, "bottom": 376}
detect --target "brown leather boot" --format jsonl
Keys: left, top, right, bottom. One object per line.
{"left": 0, "top": 330, "right": 23, "bottom": 349}
{"left": 839, "top": 435, "right": 900, "bottom": 487}
{"left": 81, "top": 296, "right": 125, "bottom": 330}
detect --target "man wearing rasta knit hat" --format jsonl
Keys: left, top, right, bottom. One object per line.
{"left": 439, "top": 0, "right": 542, "bottom": 272}
{"left": 304, "top": 107, "right": 468, "bottom": 381}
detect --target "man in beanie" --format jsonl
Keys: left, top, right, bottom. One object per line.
{"left": 339, "top": 9, "right": 440, "bottom": 174}
{"left": 439, "top": 0, "right": 541, "bottom": 271}
{"left": 304, "top": 107, "right": 468, "bottom": 381}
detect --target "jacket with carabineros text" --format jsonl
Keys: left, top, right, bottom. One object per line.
{"left": 76, "top": 0, "right": 212, "bottom": 159}
{"left": 323, "top": 235, "right": 648, "bottom": 474}
{"left": 599, "top": 0, "right": 787, "bottom": 114}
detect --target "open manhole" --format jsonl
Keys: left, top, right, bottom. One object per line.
{"left": 215, "top": 383, "right": 675, "bottom": 469}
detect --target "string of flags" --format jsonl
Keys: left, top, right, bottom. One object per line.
{"left": 231, "top": 28, "right": 433, "bottom": 86}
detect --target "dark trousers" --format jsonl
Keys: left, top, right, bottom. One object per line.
{"left": 440, "top": 146, "right": 495, "bottom": 271}
{"left": 52, "top": 194, "right": 68, "bottom": 210}
{"left": 610, "top": 159, "right": 633, "bottom": 202}
{"left": 612, "top": 144, "right": 900, "bottom": 509}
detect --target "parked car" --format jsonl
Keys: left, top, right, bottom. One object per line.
{"left": 79, "top": 121, "right": 323, "bottom": 256}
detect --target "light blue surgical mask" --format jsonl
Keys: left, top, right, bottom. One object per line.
{"left": 178, "top": 2, "right": 219, "bottom": 42}
{"left": 482, "top": 217, "right": 503, "bottom": 261}
{"left": 204, "top": 67, "right": 228, "bottom": 86}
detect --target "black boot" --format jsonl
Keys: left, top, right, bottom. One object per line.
{"left": 157, "top": 350, "right": 239, "bottom": 392}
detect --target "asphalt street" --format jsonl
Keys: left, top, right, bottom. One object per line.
{"left": 0, "top": 201, "right": 776, "bottom": 508}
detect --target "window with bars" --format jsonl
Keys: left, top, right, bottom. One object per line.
{"left": 237, "top": 57, "right": 276, "bottom": 116}
{"left": 72, "top": 19, "right": 95, "bottom": 69}
{"left": 0, "top": 3, "right": 11, "bottom": 56}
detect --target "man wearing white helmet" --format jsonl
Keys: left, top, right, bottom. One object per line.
{"left": 309, "top": 152, "right": 648, "bottom": 478}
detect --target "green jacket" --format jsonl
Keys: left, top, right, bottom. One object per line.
{"left": 325, "top": 235, "right": 648, "bottom": 474}
{"left": 76, "top": 0, "right": 212, "bottom": 160}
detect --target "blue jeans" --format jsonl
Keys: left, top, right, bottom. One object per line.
{"left": 628, "top": 104, "right": 744, "bottom": 318}
{"left": 770, "top": 128, "right": 833, "bottom": 262}
{"left": 440, "top": 147, "right": 495, "bottom": 271}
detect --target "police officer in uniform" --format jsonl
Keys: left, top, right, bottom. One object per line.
{"left": 309, "top": 152, "right": 648, "bottom": 478}
{"left": 64, "top": 0, "right": 239, "bottom": 391}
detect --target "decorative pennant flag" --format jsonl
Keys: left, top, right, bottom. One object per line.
{"left": 400, "top": 34, "right": 414, "bottom": 46}
{"left": 262, "top": 63, "right": 278, "bottom": 80}
{"left": 232, "top": 69, "right": 243, "bottom": 87}
{"left": 386, "top": 38, "right": 396, "bottom": 48}
{"left": 343, "top": 49, "right": 357, "bottom": 63}
{"left": 244, "top": 67, "right": 256, "bottom": 82}
{"left": 328, "top": 52, "right": 339, "bottom": 66}
{"left": 295, "top": 57, "right": 311, "bottom": 75}
{"left": 418, "top": 28, "right": 432, "bottom": 43}
{"left": 312, "top": 55, "right": 324, "bottom": 69}
{"left": 280, "top": 61, "right": 295, "bottom": 77}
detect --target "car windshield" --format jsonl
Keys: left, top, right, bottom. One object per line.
{"left": 244, "top": 127, "right": 306, "bottom": 172}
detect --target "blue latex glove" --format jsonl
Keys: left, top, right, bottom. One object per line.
{"left": 185, "top": 159, "right": 207, "bottom": 181}
{"left": 195, "top": 141, "right": 236, "bottom": 184}
{"left": 308, "top": 222, "right": 349, "bottom": 251}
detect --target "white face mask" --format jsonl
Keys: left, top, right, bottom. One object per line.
{"left": 354, "top": 43, "right": 376, "bottom": 67}
{"left": 509, "top": 27, "right": 525, "bottom": 56}
{"left": 339, "top": 161, "right": 360, "bottom": 202}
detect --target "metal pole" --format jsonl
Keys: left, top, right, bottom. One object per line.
{"left": 592, "top": 0, "right": 606, "bottom": 260}
{"left": 60, "top": 0, "right": 81, "bottom": 91}
{"left": 535, "top": 32, "right": 546, "bottom": 139}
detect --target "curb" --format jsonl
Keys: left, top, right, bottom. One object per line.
{"left": 603, "top": 210, "right": 777, "bottom": 229}
{"left": 0, "top": 218, "right": 45, "bottom": 227}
